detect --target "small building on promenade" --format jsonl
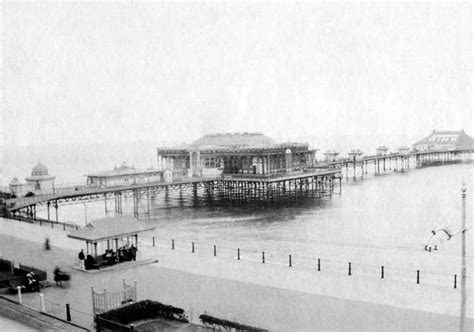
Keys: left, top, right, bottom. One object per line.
{"left": 85, "top": 162, "right": 162, "bottom": 188}
{"left": 413, "top": 130, "right": 474, "bottom": 152}
{"left": 9, "top": 162, "right": 55, "bottom": 197}
{"left": 156, "top": 132, "right": 317, "bottom": 179}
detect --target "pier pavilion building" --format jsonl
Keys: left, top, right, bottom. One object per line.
{"left": 412, "top": 130, "right": 474, "bottom": 152}
{"left": 85, "top": 162, "right": 163, "bottom": 188}
{"left": 156, "top": 133, "right": 317, "bottom": 179}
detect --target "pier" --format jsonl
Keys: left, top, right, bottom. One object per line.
{"left": 4, "top": 168, "right": 341, "bottom": 222}
{"left": 4, "top": 148, "right": 473, "bottom": 224}
{"left": 2, "top": 129, "right": 474, "bottom": 224}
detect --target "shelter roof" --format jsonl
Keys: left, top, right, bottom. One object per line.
{"left": 67, "top": 215, "right": 156, "bottom": 242}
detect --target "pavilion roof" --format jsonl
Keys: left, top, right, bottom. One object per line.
{"left": 67, "top": 215, "right": 156, "bottom": 242}
{"left": 413, "top": 130, "right": 474, "bottom": 148}
{"left": 192, "top": 132, "right": 276, "bottom": 148}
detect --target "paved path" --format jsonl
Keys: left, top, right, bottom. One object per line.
{"left": 1, "top": 217, "right": 473, "bottom": 331}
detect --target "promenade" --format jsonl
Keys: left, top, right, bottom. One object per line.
{"left": 0, "top": 216, "right": 473, "bottom": 331}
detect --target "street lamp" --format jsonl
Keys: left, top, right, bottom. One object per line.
{"left": 460, "top": 182, "right": 467, "bottom": 332}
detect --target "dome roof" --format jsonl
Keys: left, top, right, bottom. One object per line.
{"left": 32, "top": 162, "right": 49, "bottom": 176}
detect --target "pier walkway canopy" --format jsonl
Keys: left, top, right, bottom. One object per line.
{"left": 68, "top": 215, "right": 156, "bottom": 269}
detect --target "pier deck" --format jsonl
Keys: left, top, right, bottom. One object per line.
{"left": 5, "top": 168, "right": 341, "bottom": 221}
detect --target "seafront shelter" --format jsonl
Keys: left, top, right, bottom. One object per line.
{"left": 67, "top": 215, "right": 155, "bottom": 263}
{"left": 156, "top": 132, "right": 318, "bottom": 178}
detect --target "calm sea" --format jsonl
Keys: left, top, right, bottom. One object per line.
{"left": 30, "top": 162, "right": 473, "bottom": 276}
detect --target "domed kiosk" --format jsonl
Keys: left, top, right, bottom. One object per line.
{"left": 9, "top": 162, "right": 56, "bottom": 197}
{"left": 25, "top": 162, "right": 55, "bottom": 193}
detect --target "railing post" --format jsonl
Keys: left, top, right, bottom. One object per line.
{"left": 172, "top": 239, "right": 174, "bottom": 250}
{"left": 152, "top": 236, "right": 155, "bottom": 247}
{"left": 348, "top": 262, "right": 352, "bottom": 275}
{"left": 381, "top": 266, "right": 384, "bottom": 279}
{"left": 454, "top": 274, "right": 457, "bottom": 289}
{"left": 213, "top": 245, "right": 216, "bottom": 257}
{"left": 416, "top": 270, "right": 420, "bottom": 284}
{"left": 317, "top": 258, "right": 321, "bottom": 271}
{"left": 66, "top": 303, "right": 71, "bottom": 321}
{"left": 289, "top": 254, "right": 292, "bottom": 267}
{"left": 17, "top": 286, "right": 22, "bottom": 304}
{"left": 63, "top": 222, "right": 66, "bottom": 231}
{"left": 39, "top": 293, "right": 45, "bottom": 312}
{"left": 237, "top": 248, "right": 240, "bottom": 260}
{"left": 192, "top": 242, "right": 194, "bottom": 253}
{"left": 262, "top": 252, "right": 265, "bottom": 264}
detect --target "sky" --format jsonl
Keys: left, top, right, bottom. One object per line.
{"left": 1, "top": 1, "right": 472, "bottom": 148}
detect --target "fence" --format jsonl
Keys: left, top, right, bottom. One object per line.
{"left": 92, "top": 280, "right": 137, "bottom": 315}
{"left": 141, "top": 235, "right": 474, "bottom": 290}
{"left": 7, "top": 290, "right": 93, "bottom": 330}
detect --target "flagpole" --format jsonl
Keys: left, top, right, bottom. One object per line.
{"left": 460, "top": 182, "right": 467, "bottom": 332}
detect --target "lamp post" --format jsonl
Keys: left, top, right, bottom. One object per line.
{"left": 460, "top": 182, "right": 467, "bottom": 332}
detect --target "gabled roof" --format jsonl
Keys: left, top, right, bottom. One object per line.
{"left": 67, "top": 215, "right": 156, "bottom": 242}
{"left": 413, "top": 130, "right": 474, "bottom": 147}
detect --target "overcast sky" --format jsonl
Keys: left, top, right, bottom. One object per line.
{"left": 1, "top": 2, "right": 472, "bottom": 147}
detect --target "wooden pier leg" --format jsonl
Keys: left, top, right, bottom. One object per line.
{"left": 55, "top": 200, "right": 58, "bottom": 223}
{"left": 352, "top": 157, "right": 356, "bottom": 181}
{"left": 104, "top": 194, "right": 108, "bottom": 216}
{"left": 147, "top": 189, "right": 150, "bottom": 218}
{"left": 119, "top": 192, "right": 123, "bottom": 215}
{"left": 133, "top": 190, "right": 138, "bottom": 219}
{"left": 120, "top": 192, "right": 123, "bottom": 214}
{"left": 47, "top": 202, "right": 50, "bottom": 221}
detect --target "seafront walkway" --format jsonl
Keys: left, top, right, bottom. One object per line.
{"left": 1, "top": 216, "right": 473, "bottom": 330}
